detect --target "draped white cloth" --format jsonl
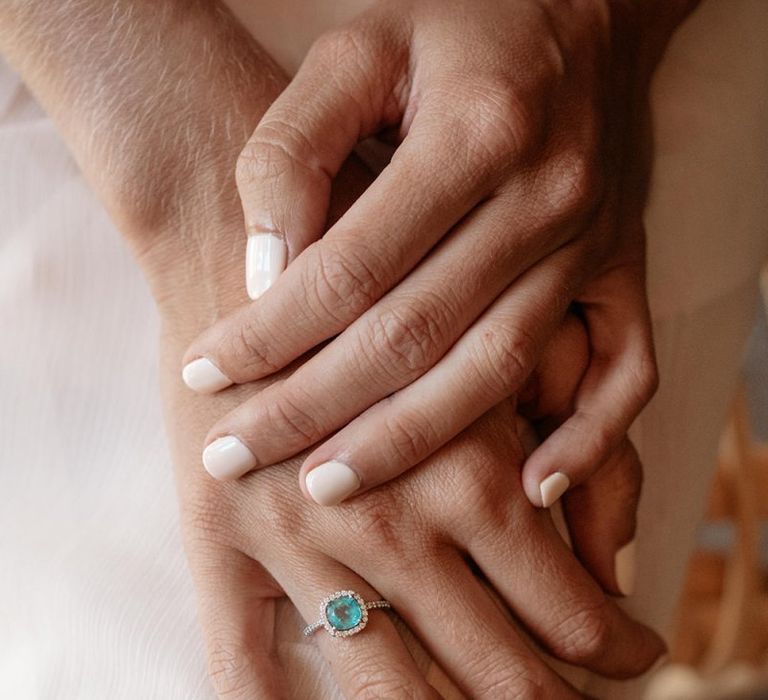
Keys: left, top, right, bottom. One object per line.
{"left": 1, "top": 1, "right": 766, "bottom": 697}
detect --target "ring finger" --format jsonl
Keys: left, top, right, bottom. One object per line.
{"left": 265, "top": 551, "right": 440, "bottom": 699}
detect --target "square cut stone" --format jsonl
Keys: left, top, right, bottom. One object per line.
{"left": 325, "top": 594, "right": 363, "bottom": 631}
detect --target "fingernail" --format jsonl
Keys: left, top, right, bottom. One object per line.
{"left": 305, "top": 461, "right": 360, "bottom": 506}
{"left": 202, "top": 436, "right": 257, "bottom": 480}
{"left": 182, "top": 357, "right": 233, "bottom": 394}
{"left": 539, "top": 472, "right": 570, "bottom": 508}
{"left": 246, "top": 233, "right": 287, "bottom": 300}
{"left": 614, "top": 539, "right": 637, "bottom": 596}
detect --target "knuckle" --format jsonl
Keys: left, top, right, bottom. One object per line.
{"left": 472, "top": 324, "right": 537, "bottom": 396}
{"left": 472, "top": 654, "right": 546, "bottom": 699}
{"left": 224, "top": 321, "right": 280, "bottom": 377}
{"left": 384, "top": 409, "right": 438, "bottom": 466}
{"left": 257, "top": 487, "right": 310, "bottom": 548}
{"left": 266, "top": 390, "right": 325, "bottom": 445}
{"left": 365, "top": 300, "right": 448, "bottom": 380}
{"left": 206, "top": 640, "right": 260, "bottom": 699}
{"left": 310, "top": 26, "right": 372, "bottom": 68}
{"left": 308, "top": 241, "right": 383, "bottom": 323}
{"left": 583, "top": 413, "right": 614, "bottom": 459}
{"left": 465, "top": 469, "right": 520, "bottom": 537}
{"left": 549, "top": 600, "right": 613, "bottom": 665}
{"left": 345, "top": 494, "right": 403, "bottom": 553}
{"left": 342, "top": 492, "right": 438, "bottom": 577}
{"left": 470, "top": 87, "right": 540, "bottom": 166}
{"left": 236, "top": 136, "right": 295, "bottom": 189}
{"left": 441, "top": 435, "right": 526, "bottom": 535}
{"left": 346, "top": 667, "right": 429, "bottom": 700}
{"left": 546, "top": 146, "right": 603, "bottom": 220}
{"left": 245, "top": 117, "right": 327, "bottom": 180}
{"left": 181, "top": 483, "right": 238, "bottom": 548}
{"left": 632, "top": 349, "right": 659, "bottom": 403}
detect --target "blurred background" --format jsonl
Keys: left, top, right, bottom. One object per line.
{"left": 646, "top": 269, "right": 768, "bottom": 699}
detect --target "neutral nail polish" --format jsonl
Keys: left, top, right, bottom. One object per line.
{"left": 305, "top": 461, "right": 361, "bottom": 506}
{"left": 182, "top": 357, "right": 233, "bottom": 394}
{"left": 202, "top": 436, "right": 257, "bottom": 480}
{"left": 614, "top": 539, "right": 637, "bottom": 596}
{"left": 246, "top": 233, "right": 287, "bottom": 300}
{"left": 539, "top": 472, "right": 570, "bottom": 508}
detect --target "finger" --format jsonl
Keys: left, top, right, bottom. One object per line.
{"left": 517, "top": 314, "right": 641, "bottom": 596}
{"left": 183, "top": 87, "right": 547, "bottom": 393}
{"left": 295, "top": 251, "right": 580, "bottom": 504}
{"left": 460, "top": 473, "right": 665, "bottom": 678}
{"left": 196, "top": 204, "right": 576, "bottom": 482}
{"left": 188, "top": 544, "right": 287, "bottom": 699}
{"left": 518, "top": 313, "right": 589, "bottom": 422}
{"left": 521, "top": 262, "right": 658, "bottom": 507}
{"left": 357, "top": 549, "right": 582, "bottom": 699}
{"left": 236, "top": 22, "right": 404, "bottom": 299}
{"left": 563, "top": 437, "right": 642, "bottom": 597}
{"left": 263, "top": 551, "right": 440, "bottom": 699}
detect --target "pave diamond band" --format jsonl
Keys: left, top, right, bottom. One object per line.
{"left": 303, "top": 590, "right": 392, "bottom": 638}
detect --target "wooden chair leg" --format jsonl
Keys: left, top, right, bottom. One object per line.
{"left": 702, "top": 388, "right": 762, "bottom": 671}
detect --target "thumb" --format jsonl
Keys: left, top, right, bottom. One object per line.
{"left": 189, "top": 544, "right": 288, "bottom": 699}
{"left": 236, "top": 24, "right": 404, "bottom": 299}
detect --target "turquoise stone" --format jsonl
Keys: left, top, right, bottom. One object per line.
{"left": 325, "top": 595, "right": 363, "bottom": 631}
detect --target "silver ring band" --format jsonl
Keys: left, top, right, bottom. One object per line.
{"left": 303, "top": 590, "right": 392, "bottom": 638}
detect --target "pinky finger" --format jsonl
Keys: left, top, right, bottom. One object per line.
{"left": 188, "top": 545, "right": 286, "bottom": 699}
{"left": 521, "top": 265, "right": 658, "bottom": 508}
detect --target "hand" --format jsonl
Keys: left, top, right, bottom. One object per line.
{"left": 182, "top": 0, "right": 696, "bottom": 508}
{"left": 1, "top": 1, "right": 664, "bottom": 694}
{"left": 168, "top": 313, "right": 663, "bottom": 698}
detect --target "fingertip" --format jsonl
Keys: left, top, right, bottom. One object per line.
{"left": 304, "top": 460, "right": 361, "bottom": 506}
{"left": 246, "top": 232, "right": 288, "bottom": 300}
{"left": 539, "top": 471, "right": 570, "bottom": 508}
{"left": 202, "top": 435, "right": 257, "bottom": 480}
{"left": 182, "top": 357, "right": 233, "bottom": 394}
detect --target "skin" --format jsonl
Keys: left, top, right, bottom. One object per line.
{"left": 183, "top": 0, "right": 699, "bottom": 509}
{"left": 0, "top": 0, "right": 672, "bottom": 696}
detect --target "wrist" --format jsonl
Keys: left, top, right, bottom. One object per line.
{"left": 1, "top": 0, "right": 286, "bottom": 314}
{"left": 138, "top": 154, "right": 373, "bottom": 342}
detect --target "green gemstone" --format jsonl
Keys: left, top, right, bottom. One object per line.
{"left": 325, "top": 595, "right": 363, "bottom": 631}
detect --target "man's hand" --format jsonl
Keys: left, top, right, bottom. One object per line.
{"left": 180, "top": 0, "right": 698, "bottom": 511}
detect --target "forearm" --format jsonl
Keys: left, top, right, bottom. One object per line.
{"left": 0, "top": 0, "right": 284, "bottom": 285}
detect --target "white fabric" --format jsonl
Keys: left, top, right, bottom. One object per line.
{"left": 0, "top": 1, "right": 767, "bottom": 698}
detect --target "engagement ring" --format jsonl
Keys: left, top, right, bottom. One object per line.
{"left": 303, "top": 590, "right": 391, "bottom": 638}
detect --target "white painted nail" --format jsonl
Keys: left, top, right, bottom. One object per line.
{"left": 539, "top": 472, "right": 570, "bottom": 508}
{"left": 305, "top": 461, "right": 361, "bottom": 506}
{"left": 614, "top": 539, "right": 637, "bottom": 596}
{"left": 182, "top": 357, "right": 233, "bottom": 394}
{"left": 202, "top": 436, "right": 257, "bottom": 480}
{"left": 246, "top": 233, "right": 287, "bottom": 300}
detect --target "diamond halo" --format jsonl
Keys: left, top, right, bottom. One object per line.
{"left": 303, "top": 589, "right": 391, "bottom": 639}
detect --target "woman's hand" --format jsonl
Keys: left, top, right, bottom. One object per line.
{"left": 170, "top": 307, "right": 662, "bottom": 697}
{"left": 182, "top": 0, "right": 695, "bottom": 507}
